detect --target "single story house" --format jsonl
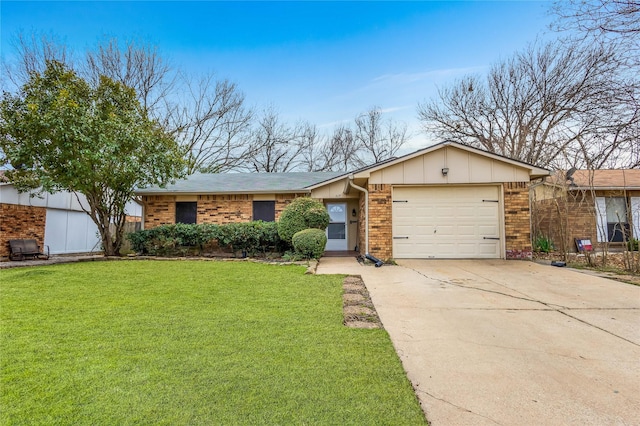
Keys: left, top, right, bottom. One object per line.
{"left": 0, "top": 179, "right": 142, "bottom": 259}
{"left": 137, "top": 141, "right": 548, "bottom": 260}
{"left": 532, "top": 169, "right": 640, "bottom": 252}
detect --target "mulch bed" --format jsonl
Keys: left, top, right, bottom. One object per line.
{"left": 342, "top": 275, "right": 382, "bottom": 329}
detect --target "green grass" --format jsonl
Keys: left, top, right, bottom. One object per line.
{"left": 1, "top": 261, "right": 426, "bottom": 425}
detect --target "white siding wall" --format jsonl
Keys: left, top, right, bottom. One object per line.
{"left": 44, "top": 209, "right": 101, "bottom": 254}
{"left": 631, "top": 197, "right": 640, "bottom": 239}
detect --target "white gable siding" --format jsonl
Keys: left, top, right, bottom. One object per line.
{"left": 369, "top": 146, "right": 531, "bottom": 185}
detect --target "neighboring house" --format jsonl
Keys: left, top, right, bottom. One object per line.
{"left": 137, "top": 141, "right": 548, "bottom": 260}
{"left": 532, "top": 169, "right": 640, "bottom": 252}
{"left": 0, "top": 179, "right": 142, "bottom": 259}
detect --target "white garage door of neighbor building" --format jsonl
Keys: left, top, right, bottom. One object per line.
{"left": 44, "top": 209, "right": 102, "bottom": 255}
{"left": 393, "top": 186, "right": 501, "bottom": 259}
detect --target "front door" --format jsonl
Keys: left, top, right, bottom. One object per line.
{"left": 325, "top": 203, "right": 348, "bottom": 251}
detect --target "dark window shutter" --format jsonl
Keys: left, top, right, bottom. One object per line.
{"left": 176, "top": 202, "right": 197, "bottom": 224}
{"left": 253, "top": 201, "right": 276, "bottom": 222}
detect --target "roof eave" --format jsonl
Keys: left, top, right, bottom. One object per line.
{"left": 570, "top": 186, "right": 640, "bottom": 191}
{"left": 135, "top": 189, "right": 312, "bottom": 196}
{"left": 305, "top": 173, "right": 351, "bottom": 190}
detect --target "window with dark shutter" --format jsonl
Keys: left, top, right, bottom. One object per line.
{"left": 253, "top": 201, "right": 276, "bottom": 222}
{"left": 176, "top": 202, "right": 197, "bottom": 224}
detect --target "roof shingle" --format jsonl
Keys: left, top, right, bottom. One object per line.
{"left": 136, "top": 172, "right": 345, "bottom": 194}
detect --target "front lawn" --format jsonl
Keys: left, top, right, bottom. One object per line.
{"left": 0, "top": 261, "right": 426, "bottom": 425}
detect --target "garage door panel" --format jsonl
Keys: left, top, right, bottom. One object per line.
{"left": 478, "top": 225, "right": 498, "bottom": 235}
{"left": 393, "top": 186, "right": 501, "bottom": 259}
{"left": 456, "top": 207, "right": 476, "bottom": 218}
{"left": 436, "top": 206, "right": 455, "bottom": 216}
{"left": 457, "top": 225, "right": 476, "bottom": 238}
{"left": 436, "top": 225, "right": 455, "bottom": 236}
{"left": 476, "top": 206, "right": 497, "bottom": 217}
{"left": 479, "top": 242, "right": 500, "bottom": 255}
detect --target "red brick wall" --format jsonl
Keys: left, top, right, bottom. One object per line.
{"left": 142, "top": 193, "right": 308, "bottom": 228}
{"left": 504, "top": 182, "right": 533, "bottom": 259}
{"left": 142, "top": 195, "right": 176, "bottom": 229}
{"left": 367, "top": 184, "right": 393, "bottom": 260}
{"left": 532, "top": 190, "right": 597, "bottom": 253}
{"left": 197, "top": 195, "right": 252, "bottom": 224}
{"left": 533, "top": 189, "right": 640, "bottom": 252}
{"left": 0, "top": 203, "right": 46, "bottom": 259}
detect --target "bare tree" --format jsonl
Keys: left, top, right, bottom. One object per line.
{"left": 167, "top": 73, "right": 253, "bottom": 174}
{"left": 243, "top": 107, "right": 310, "bottom": 173}
{"left": 417, "top": 40, "right": 636, "bottom": 168}
{"left": 3, "top": 32, "right": 72, "bottom": 89}
{"left": 549, "top": 1, "right": 640, "bottom": 169}
{"left": 84, "top": 38, "right": 174, "bottom": 116}
{"left": 354, "top": 107, "right": 408, "bottom": 165}
{"left": 551, "top": 1, "right": 640, "bottom": 47}
{"left": 298, "top": 124, "right": 363, "bottom": 172}
{"left": 297, "top": 108, "right": 408, "bottom": 172}
{"left": 3, "top": 33, "right": 254, "bottom": 174}
{"left": 328, "top": 124, "right": 362, "bottom": 171}
{"left": 298, "top": 123, "right": 330, "bottom": 172}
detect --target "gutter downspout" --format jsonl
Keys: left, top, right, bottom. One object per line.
{"left": 348, "top": 175, "right": 369, "bottom": 255}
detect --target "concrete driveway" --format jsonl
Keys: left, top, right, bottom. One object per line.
{"left": 317, "top": 258, "right": 640, "bottom": 425}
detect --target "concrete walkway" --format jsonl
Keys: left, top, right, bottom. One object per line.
{"left": 317, "top": 257, "right": 640, "bottom": 425}
{"left": 0, "top": 254, "right": 106, "bottom": 269}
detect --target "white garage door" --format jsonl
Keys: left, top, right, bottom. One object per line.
{"left": 393, "top": 186, "right": 501, "bottom": 259}
{"left": 44, "top": 209, "right": 101, "bottom": 255}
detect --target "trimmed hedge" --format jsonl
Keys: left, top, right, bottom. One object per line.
{"left": 292, "top": 228, "right": 327, "bottom": 259}
{"left": 126, "top": 221, "right": 284, "bottom": 256}
{"left": 277, "top": 198, "right": 330, "bottom": 243}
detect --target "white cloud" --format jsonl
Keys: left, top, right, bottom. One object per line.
{"left": 369, "top": 66, "right": 486, "bottom": 87}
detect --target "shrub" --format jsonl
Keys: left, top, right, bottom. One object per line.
{"left": 533, "top": 234, "right": 554, "bottom": 253}
{"left": 255, "top": 221, "right": 286, "bottom": 253}
{"left": 628, "top": 238, "right": 639, "bottom": 252}
{"left": 292, "top": 228, "right": 327, "bottom": 259}
{"left": 277, "top": 198, "right": 330, "bottom": 243}
{"left": 127, "top": 229, "right": 151, "bottom": 253}
{"left": 126, "top": 221, "right": 282, "bottom": 256}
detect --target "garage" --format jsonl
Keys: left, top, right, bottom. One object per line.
{"left": 392, "top": 186, "right": 501, "bottom": 259}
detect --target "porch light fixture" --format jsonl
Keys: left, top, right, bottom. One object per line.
{"left": 352, "top": 208, "right": 357, "bottom": 217}
{"left": 441, "top": 167, "right": 449, "bottom": 176}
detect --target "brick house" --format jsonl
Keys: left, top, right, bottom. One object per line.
{"left": 532, "top": 169, "right": 640, "bottom": 253}
{"left": 136, "top": 141, "right": 549, "bottom": 260}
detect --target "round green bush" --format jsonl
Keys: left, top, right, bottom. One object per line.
{"left": 292, "top": 228, "right": 327, "bottom": 259}
{"left": 277, "top": 197, "right": 330, "bottom": 243}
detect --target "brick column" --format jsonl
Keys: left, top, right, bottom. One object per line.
{"left": 504, "top": 182, "right": 532, "bottom": 259}
{"left": 368, "top": 184, "right": 393, "bottom": 260}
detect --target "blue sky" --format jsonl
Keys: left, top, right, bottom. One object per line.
{"left": 1, "top": 1, "right": 555, "bottom": 150}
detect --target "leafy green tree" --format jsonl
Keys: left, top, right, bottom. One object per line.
{"left": 0, "top": 60, "right": 186, "bottom": 255}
